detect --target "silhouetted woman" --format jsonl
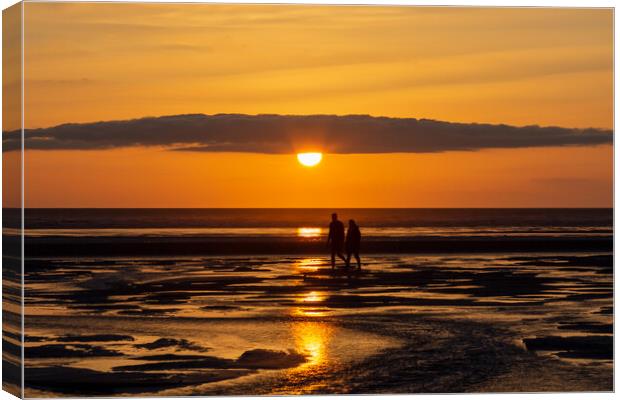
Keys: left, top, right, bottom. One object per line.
{"left": 345, "top": 219, "right": 362, "bottom": 270}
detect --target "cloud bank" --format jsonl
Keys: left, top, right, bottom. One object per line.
{"left": 2, "top": 113, "right": 612, "bottom": 153}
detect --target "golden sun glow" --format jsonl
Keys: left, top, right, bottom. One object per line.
{"left": 296, "top": 227, "right": 322, "bottom": 238}
{"left": 291, "top": 290, "right": 329, "bottom": 318}
{"left": 297, "top": 152, "right": 322, "bottom": 167}
{"left": 295, "top": 258, "right": 323, "bottom": 272}
{"left": 300, "top": 291, "right": 325, "bottom": 303}
{"left": 290, "top": 321, "right": 333, "bottom": 369}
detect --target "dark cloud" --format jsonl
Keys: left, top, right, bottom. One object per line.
{"left": 2, "top": 113, "right": 612, "bottom": 154}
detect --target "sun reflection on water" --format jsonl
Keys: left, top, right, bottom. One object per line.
{"left": 291, "top": 307, "right": 329, "bottom": 318}
{"left": 295, "top": 258, "right": 323, "bottom": 272}
{"left": 291, "top": 321, "right": 333, "bottom": 368}
{"left": 291, "top": 291, "right": 329, "bottom": 317}
{"left": 300, "top": 291, "right": 325, "bottom": 303}
{"left": 297, "top": 227, "right": 322, "bottom": 238}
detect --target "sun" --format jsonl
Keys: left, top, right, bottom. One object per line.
{"left": 297, "top": 152, "right": 322, "bottom": 167}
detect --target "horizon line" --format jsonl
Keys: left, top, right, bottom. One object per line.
{"left": 7, "top": 206, "right": 613, "bottom": 210}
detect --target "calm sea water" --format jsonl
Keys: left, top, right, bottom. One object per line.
{"left": 16, "top": 208, "right": 613, "bottom": 238}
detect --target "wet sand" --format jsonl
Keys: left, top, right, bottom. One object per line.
{"left": 20, "top": 253, "right": 613, "bottom": 396}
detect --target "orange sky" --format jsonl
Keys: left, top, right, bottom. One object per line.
{"left": 7, "top": 4, "right": 614, "bottom": 207}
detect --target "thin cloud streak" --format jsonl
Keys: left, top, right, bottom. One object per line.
{"left": 3, "top": 113, "right": 612, "bottom": 154}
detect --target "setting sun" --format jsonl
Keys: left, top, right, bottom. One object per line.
{"left": 297, "top": 153, "right": 322, "bottom": 167}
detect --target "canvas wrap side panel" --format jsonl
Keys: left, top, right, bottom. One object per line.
{"left": 3, "top": 2, "right": 24, "bottom": 398}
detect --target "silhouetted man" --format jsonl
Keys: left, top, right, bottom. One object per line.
{"left": 327, "top": 213, "right": 347, "bottom": 269}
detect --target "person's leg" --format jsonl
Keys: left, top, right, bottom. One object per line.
{"left": 355, "top": 252, "right": 361, "bottom": 270}
{"left": 338, "top": 251, "right": 347, "bottom": 264}
{"left": 330, "top": 250, "right": 336, "bottom": 269}
{"left": 345, "top": 252, "right": 351, "bottom": 269}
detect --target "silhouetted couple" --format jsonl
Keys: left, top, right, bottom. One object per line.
{"left": 327, "top": 213, "right": 361, "bottom": 271}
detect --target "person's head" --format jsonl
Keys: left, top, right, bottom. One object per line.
{"left": 331, "top": 213, "right": 338, "bottom": 222}
{"left": 349, "top": 219, "right": 357, "bottom": 228}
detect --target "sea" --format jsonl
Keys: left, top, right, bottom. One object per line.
{"left": 14, "top": 208, "right": 614, "bottom": 238}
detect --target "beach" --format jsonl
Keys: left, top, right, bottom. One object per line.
{"left": 22, "top": 253, "right": 612, "bottom": 395}
{"left": 5, "top": 208, "right": 613, "bottom": 395}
